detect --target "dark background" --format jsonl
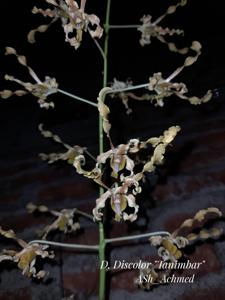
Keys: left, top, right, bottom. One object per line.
{"left": 0, "top": 1, "right": 225, "bottom": 300}
{"left": 0, "top": 0, "right": 225, "bottom": 158}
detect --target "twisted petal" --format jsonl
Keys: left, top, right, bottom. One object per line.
{"left": 97, "top": 149, "right": 113, "bottom": 164}
{"left": 93, "top": 190, "right": 111, "bottom": 221}
{"left": 97, "top": 87, "right": 112, "bottom": 139}
{"left": 29, "top": 0, "right": 103, "bottom": 49}
{"left": 123, "top": 194, "right": 139, "bottom": 222}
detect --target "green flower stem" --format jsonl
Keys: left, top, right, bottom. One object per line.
{"left": 98, "top": 221, "right": 106, "bottom": 300}
{"left": 103, "top": 0, "right": 111, "bottom": 88}
{"left": 99, "top": 0, "right": 111, "bottom": 299}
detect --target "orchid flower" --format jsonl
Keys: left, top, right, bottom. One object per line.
{"left": 38, "top": 123, "right": 85, "bottom": 164}
{"left": 93, "top": 178, "right": 141, "bottom": 222}
{"left": 135, "top": 207, "right": 223, "bottom": 290}
{"left": 149, "top": 207, "right": 222, "bottom": 262}
{"left": 97, "top": 142, "right": 136, "bottom": 179}
{"left": 148, "top": 41, "right": 212, "bottom": 107}
{"left": 28, "top": 0, "right": 103, "bottom": 49}
{"left": 0, "top": 227, "right": 54, "bottom": 278}
{"left": 27, "top": 203, "right": 80, "bottom": 239}
{"left": 138, "top": 0, "right": 188, "bottom": 54}
{"left": 39, "top": 122, "right": 181, "bottom": 222}
{"left": 0, "top": 47, "right": 58, "bottom": 109}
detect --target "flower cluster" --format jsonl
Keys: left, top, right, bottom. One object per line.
{"left": 39, "top": 123, "right": 85, "bottom": 164}
{"left": 138, "top": 0, "right": 188, "bottom": 54}
{"left": 74, "top": 121, "right": 181, "bottom": 222}
{"left": 0, "top": 227, "right": 54, "bottom": 278}
{"left": 135, "top": 207, "right": 223, "bottom": 290}
{"left": 28, "top": 0, "right": 103, "bottom": 49}
{"left": 39, "top": 105, "right": 181, "bottom": 222}
{"left": 110, "top": 42, "right": 212, "bottom": 112}
{"left": 27, "top": 203, "right": 80, "bottom": 239}
{"left": 148, "top": 41, "right": 212, "bottom": 107}
{"left": 0, "top": 47, "right": 58, "bottom": 109}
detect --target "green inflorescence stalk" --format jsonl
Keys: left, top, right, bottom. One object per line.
{"left": 98, "top": 0, "right": 111, "bottom": 299}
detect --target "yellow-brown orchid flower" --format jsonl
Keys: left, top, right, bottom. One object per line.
{"left": 97, "top": 143, "right": 135, "bottom": 179}
{"left": 138, "top": 0, "right": 188, "bottom": 54}
{"left": 93, "top": 178, "right": 141, "bottom": 222}
{"left": 0, "top": 227, "right": 54, "bottom": 279}
{"left": 0, "top": 47, "right": 58, "bottom": 109}
{"left": 28, "top": 0, "right": 103, "bottom": 49}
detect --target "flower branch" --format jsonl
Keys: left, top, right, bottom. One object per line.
{"left": 88, "top": 27, "right": 105, "bottom": 60}
{"left": 58, "top": 88, "right": 98, "bottom": 107}
{"left": 29, "top": 240, "right": 99, "bottom": 251}
{"left": 108, "top": 25, "right": 140, "bottom": 29}
{"left": 28, "top": 230, "right": 172, "bottom": 251}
